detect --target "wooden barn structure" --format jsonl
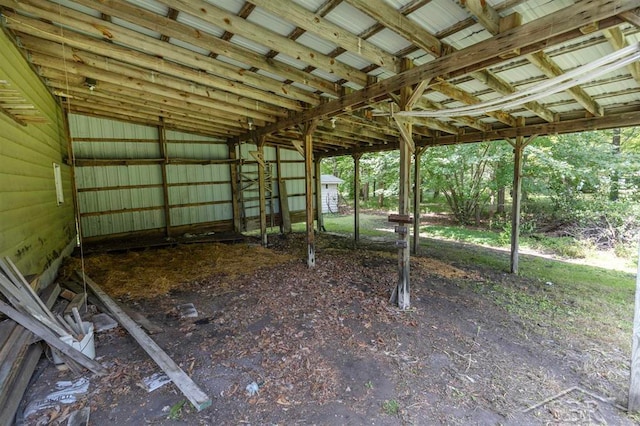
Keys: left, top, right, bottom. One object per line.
{"left": 1, "top": 0, "right": 640, "bottom": 410}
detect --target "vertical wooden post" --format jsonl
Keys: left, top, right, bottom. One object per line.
{"left": 629, "top": 241, "right": 640, "bottom": 411}
{"left": 412, "top": 147, "right": 425, "bottom": 254}
{"left": 257, "top": 137, "right": 268, "bottom": 247}
{"left": 315, "top": 158, "right": 324, "bottom": 232}
{"left": 395, "top": 58, "right": 414, "bottom": 310}
{"left": 353, "top": 153, "right": 362, "bottom": 242}
{"left": 304, "top": 121, "right": 318, "bottom": 268}
{"left": 158, "top": 122, "right": 171, "bottom": 238}
{"left": 227, "top": 140, "right": 241, "bottom": 233}
{"left": 510, "top": 117, "right": 526, "bottom": 274}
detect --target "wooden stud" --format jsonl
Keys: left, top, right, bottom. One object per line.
{"left": 158, "top": 123, "right": 172, "bottom": 237}
{"left": 227, "top": 141, "right": 241, "bottom": 233}
{"left": 256, "top": 137, "right": 268, "bottom": 247}
{"left": 510, "top": 117, "right": 526, "bottom": 274}
{"left": 315, "top": 158, "right": 324, "bottom": 232}
{"left": 303, "top": 121, "right": 318, "bottom": 268}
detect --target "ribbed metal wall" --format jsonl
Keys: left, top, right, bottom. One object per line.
{"left": 69, "top": 114, "right": 307, "bottom": 239}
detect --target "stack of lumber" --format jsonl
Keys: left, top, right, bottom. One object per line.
{"left": 0, "top": 258, "right": 106, "bottom": 425}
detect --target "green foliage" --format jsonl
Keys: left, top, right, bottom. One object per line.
{"left": 382, "top": 399, "right": 400, "bottom": 415}
{"left": 423, "top": 142, "right": 512, "bottom": 225}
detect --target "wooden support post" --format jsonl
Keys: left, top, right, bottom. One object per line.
{"left": 629, "top": 241, "right": 640, "bottom": 412}
{"left": 227, "top": 140, "right": 241, "bottom": 233}
{"left": 276, "top": 147, "right": 291, "bottom": 233}
{"left": 256, "top": 137, "right": 268, "bottom": 247}
{"left": 412, "top": 147, "right": 425, "bottom": 254}
{"left": 304, "top": 120, "right": 318, "bottom": 268}
{"left": 315, "top": 158, "right": 324, "bottom": 232}
{"left": 353, "top": 153, "right": 362, "bottom": 242}
{"left": 394, "top": 58, "right": 414, "bottom": 310}
{"left": 158, "top": 123, "right": 171, "bottom": 237}
{"left": 510, "top": 117, "right": 526, "bottom": 274}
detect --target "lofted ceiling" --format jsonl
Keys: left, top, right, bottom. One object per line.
{"left": 1, "top": 0, "right": 640, "bottom": 156}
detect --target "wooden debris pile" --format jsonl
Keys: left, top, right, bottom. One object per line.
{"left": 0, "top": 257, "right": 106, "bottom": 425}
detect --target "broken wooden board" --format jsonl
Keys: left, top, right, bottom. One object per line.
{"left": 64, "top": 293, "right": 87, "bottom": 315}
{"left": 79, "top": 271, "right": 211, "bottom": 411}
{"left": 0, "top": 300, "right": 105, "bottom": 376}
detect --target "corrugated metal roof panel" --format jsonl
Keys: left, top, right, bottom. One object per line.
{"left": 324, "top": 2, "right": 378, "bottom": 35}
{"left": 168, "top": 164, "right": 230, "bottom": 184}
{"left": 293, "top": 0, "right": 326, "bottom": 11}
{"left": 175, "top": 12, "right": 225, "bottom": 37}
{"left": 310, "top": 68, "right": 341, "bottom": 83}
{"left": 273, "top": 53, "right": 308, "bottom": 70}
{"left": 512, "top": 0, "right": 574, "bottom": 24}
{"left": 229, "top": 34, "right": 272, "bottom": 56}
{"left": 215, "top": 54, "right": 253, "bottom": 70}
{"left": 123, "top": 0, "right": 168, "bottom": 15}
{"left": 408, "top": 0, "right": 468, "bottom": 35}
{"left": 296, "top": 32, "right": 339, "bottom": 56}
{"left": 444, "top": 23, "right": 492, "bottom": 50}
{"left": 167, "top": 143, "right": 228, "bottom": 160}
{"left": 208, "top": 0, "right": 245, "bottom": 15}
{"left": 335, "top": 51, "right": 373, "bottom": 71}
{"left": 111, "top": 16, "right": 162, "bottom": 39}
{"left": 73, "top": 141, "right": 159, "bottom": 160}
{"left": 165, "top": 130, "right": 224, "bottom": 142}
{"left": 368, "top": 29, "right": 413, "bottom": 55}
{"left": 58, "top": 0, "right": 102, "bottom": 18}
{"left": 168, "top": 38, "right": 211, "bottom": 56}
{"left": 279, "top": 148, "right": 304, "bottom": 161}
{"left": 256, "top": 69, "right": 287, "bottom": 83}
{"left": 247, "top": 7, "right": 297, "bottom": 36}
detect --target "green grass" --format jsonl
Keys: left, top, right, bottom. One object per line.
{"left": 304, "top": 212, "right": 636, "bottom": 347}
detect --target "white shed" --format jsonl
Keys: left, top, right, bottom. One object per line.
{"left": 320, "top": 175, "right": 344, "bottom": 214}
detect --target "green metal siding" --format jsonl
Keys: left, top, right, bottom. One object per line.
{"left": 0, "top": 30, "right": 75, "bottom": 276}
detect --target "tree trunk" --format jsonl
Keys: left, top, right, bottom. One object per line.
{"left": 610, "top": 128, "right": 621, "bottom": 201}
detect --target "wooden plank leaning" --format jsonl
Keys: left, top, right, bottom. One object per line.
{"left": 0, "top": 300, "right": 106, "bottom": 376}
{"left": 77, "top": 271, "right": 212, "bottom": 411}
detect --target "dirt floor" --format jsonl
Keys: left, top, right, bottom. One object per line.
{"left": 17, "top": 231, "right": 636, "bottom": 425}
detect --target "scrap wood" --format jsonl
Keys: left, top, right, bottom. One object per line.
{"left": 78, "top": 271, "right": 211, "bottom": 411}
{"left": 0, "top": 300, "right": 106, "bottom": 376}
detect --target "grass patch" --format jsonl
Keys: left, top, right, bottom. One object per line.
{"left": 382, "top": 399, "right": 400, "bottom": 416}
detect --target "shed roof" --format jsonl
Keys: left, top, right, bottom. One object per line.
{"left": 1, "top": 0, "right": 639, "bottom": 156}
{"left": 321, "top": 174, "right": 345, "bottom": 184}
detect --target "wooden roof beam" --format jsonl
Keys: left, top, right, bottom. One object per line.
{"left": 42, "top": 0, "right": 336, "bottom": 97}
{"left": 603, "top": 26, "right": 640, "bottom": 84}
{"left": 344, "top": 0, "right": 442, "bottom": 57}
{"left": 2, "top": 6, "right": 319, "bottom": 106}
{"left": 238, "top": 0, "right": 638, "bottom": 140}
{"left": 248, "top": 0, "right": 400, "bottom": 74}
{"left": 462, "top": 0, "right": 604, "bottom": 117}
{"left": 157, "top": 0, "right": 369, "bottom": 86}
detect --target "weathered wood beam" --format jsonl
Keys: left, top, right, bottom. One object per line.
{"left": 158, "top": 123, "right": 172, "bottom": 238}
{"left": 526, "top": 51, "right": 604, "bottom": 116}
{"left": 2, "top": 5, "right": 318, "bottom": 108}
{"left": 620, "top": 10, "right": 640, "bottom": 27}
{"left": 603, "top": 26, "right": 640, "bottom": 84}
{"left": 25, "top": 0, "right": 334, "bottom": 98}
{"left": 228, "top": 141, "right": 241, "bottom": 233}
{"left": 510, "top": 128, "right": 524, "bottom": 274}
{"left": 412, "top": 146, "right": 426, "bottom": 254}
{"left": 629, "top": 241, "right": 640, "bottom": 412}
{"left": 245, "top": 0, "right": 635, "bottom": 139}
{"left": 303, "top": 121, "right": 318, "bottom": 268}
{"left": 158, "top": 0, "right": 368, "bottom": 86}
{"left": 314, "top": 158, "right": 324, "bottom": 232}
{"left": 254, "top": 138, "right": 268, "bottom": 247}
{"left": 412, "top": 97, "right": 492, "bottom": 131}
{"left": 248, "top": 0, "right": 399, "bottom": 73}
{"left": 26, "top": 50, "right": 282, "bottom": 123}
{"left": 462, "top": 0, "right": 605, "bottom": 117}
{"left": 470, "top": 69, "right": 556, "bottom": 122}
{"left": 344, "top": 0, "right": 442, "bottom": 57}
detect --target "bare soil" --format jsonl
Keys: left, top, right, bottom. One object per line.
{"left": 19, "top": 232, "right": 635, "bottom": 425}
